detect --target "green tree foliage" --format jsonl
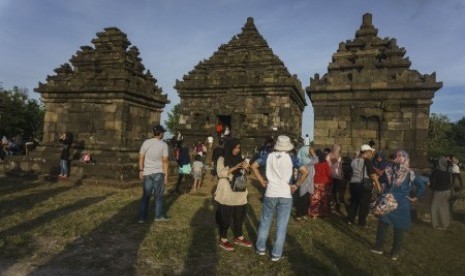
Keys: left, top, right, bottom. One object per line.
{"left": 164, "top": 103, "right": 180, "bottom": 135}
{"left": 428, "top": 113, "right": 465, "bottom": 162}
{"left": 428, "top": 113, "right": 452, "bottom": 156}
{"left": 452, "top": 117, "right": 465, "bottom": 147}
{"left": 0, "top": 86, "right": 44, "bottom": 139}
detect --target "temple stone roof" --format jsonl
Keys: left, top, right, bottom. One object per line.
{"left": 35, "top": 27, "right": 168, "bottom": 106}
{"left": 175, "top": 17, "right": 306, "bottom": 109}
{"left": 308, "top": 13, "right": 442, "bottom": 93}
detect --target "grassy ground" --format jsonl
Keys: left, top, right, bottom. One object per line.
{"left": 0, "top": 174, "right": 464, "bottom": 276}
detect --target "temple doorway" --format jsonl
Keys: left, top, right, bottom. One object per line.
{"left": 217, "top": 115, "right": 231, "bottom": 131}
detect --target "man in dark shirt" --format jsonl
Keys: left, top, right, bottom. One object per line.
{"left": 357, "top": 144, "right": 381, "bottom": 226}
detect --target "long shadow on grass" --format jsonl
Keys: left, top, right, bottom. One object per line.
{"left": 0, "top": 176, "right": 38, "bottom": 196}
{"left": 183, "top": 199, "right": 218, "bottom": 275}
{"left": 286, "top": 233, "right": 334, "bottom": 275}
{"left": 326, "top": 216, "right": 373, "bottom": 247}
{"left": 0, "top": 194, "right": 113, "bottom": 239}
{"left": 312, "top": 239, "right": 369, "bottom": 275}
{"left": 244, "top": 200, "right": 260, "bottom": 242}
{"left": 30, "top": 198, "right": 152, "bottom": 276}
{"left": 0, "top": 185, "right": 73, "bottom": 220}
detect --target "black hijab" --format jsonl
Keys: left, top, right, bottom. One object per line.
{"left": 222, "top": 138, "right": 243, "bottom": 169}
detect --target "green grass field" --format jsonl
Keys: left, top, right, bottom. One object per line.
{"left": 0, "top": 174, "right": 464, "bottom": 275}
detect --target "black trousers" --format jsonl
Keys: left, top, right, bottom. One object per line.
{"left": 347, "top": 182, "right": 372, "bottom": 226}
{"left": 295, "top": 192, "right": 310, "bottom": 217}
{"left": 216, "top": 204, "right": 247, "bottom": 239}
{"left": 332, "top": 179, "right": 346, "bottom": 211}
{"left": 175, "top": 173, "right": 193, "bottom": 193}
{"left": 374, "top": 220, "right": 405, "bottom": 255}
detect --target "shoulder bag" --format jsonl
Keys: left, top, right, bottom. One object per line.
{"left": 370, "top": 177, "right": 400, "bottom": 217}
{"left": 230, "top": 170, "right": 247, "bottom": 192}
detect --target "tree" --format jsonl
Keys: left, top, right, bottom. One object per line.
{"left": 452, "top": 117, "right": 465, "bottom": 147}
{"left": 0, "top": 86, "right": 44, "bottom": 139}
{"left": 427, "top": 113, "right": 452, "bottom": 156}
{"left": 164, "top": 103, "right": 180, "bottom": 135}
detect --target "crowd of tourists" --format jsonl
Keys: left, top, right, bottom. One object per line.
{"left": 136, "top": 125, "right": 463, "bottom": 262}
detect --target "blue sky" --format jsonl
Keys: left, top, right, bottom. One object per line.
{"left": 1, "top": 0, "right": 464, "bottom": 137}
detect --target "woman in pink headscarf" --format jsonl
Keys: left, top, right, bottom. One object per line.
{"left": 370, "top": 150, "right": 426, "bottom": 261}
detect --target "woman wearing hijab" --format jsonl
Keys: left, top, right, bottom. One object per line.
{"left": 214, "top": 138, "right": 252, "bottom": 251}
{"left": 371, "top": 150, "right": 426, "bottom": 261}
{"left": 296, "top": 145, "right": 318, "bottom": 221}
{"left": 329, "top": 144, "right": 344, "bottom": 213}
{"left": 430, "top": 156, "right": 452, "bottom": 230}
{"left": 173, "top": 141, "right": 192, "bottom": 194}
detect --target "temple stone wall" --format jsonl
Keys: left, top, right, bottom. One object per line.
{"left": 33, "top": 27, "right": 168, "bottom": 180}
{"left": 176, "top": 18, "right": 306, "bottom": 153}
{"left": 307, "top": 13, "right": 441, "bottom": 167}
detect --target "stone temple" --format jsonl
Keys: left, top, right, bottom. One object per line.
{"left": 175, "top": 17, "right": 306, "bottom": 156}
{"left": 34, "top": 27, "right": 168, "bottom": 179}
{"left": 307, "top": 13, "right": 442, "bottom": 167}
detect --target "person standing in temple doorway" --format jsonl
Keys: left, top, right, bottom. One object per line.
{"left": 138, "top": 125, "right": 170, "bottom": 223}
{"left": 304, "top": 134, "right": 310, "bottom": 146}
{"left": 216, "top": 121, "right": 223, "bottom": 140}
{"left": 207, "top": 135, "right": 214, "bottom": 152}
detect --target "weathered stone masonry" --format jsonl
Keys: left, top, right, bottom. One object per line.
{"left": 307, "top": 13, "right": 442, "bottom": 167}
{"left": 175, "top": 17, "right": 306, "bottom": 155}
{"left": 35, "top": 27, "right": 169, "bottom": 157}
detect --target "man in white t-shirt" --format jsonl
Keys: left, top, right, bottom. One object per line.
{"left": 138, "top": 125, "right": 170, "bottom": 223}
{"left": 251, "top": 135, "right": 309, "bottom": 261}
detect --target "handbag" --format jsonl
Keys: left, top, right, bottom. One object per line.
{"left": 370, "top": 177, "right": 400, "bottom": 217}
{"left": 179, "top": 163, "right": 192, "bottom": 175}
{"left": 231, "top": 170, "right": 247, "bottom": 192}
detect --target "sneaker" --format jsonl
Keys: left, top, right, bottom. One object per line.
{"left": 256, "top": 249, "right": 266, "bottom": 256}
{"left": 137, "top": 219, "right": 145, "bottom": 224}
{"left": 370, "top": 249, "right": 383, "bottom": 255}
{"left": 271, "top": 255, "right": 281, "bottom": 262}
{"left": 154, "top": 216, "right": 170, "bottom": 222}
{"left": 219, "top": 240, "right": 234, "bottom": 251}
{"left": 391, "top": 255, "right": 398, "bottom": 261}
{"left": 234, "top": 238, "right": 252, "bottom": 248}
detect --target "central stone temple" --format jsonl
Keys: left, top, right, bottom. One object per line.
{"left": 307, "top": 13, "right": 442, "bottom": 167}
{"left": 35, "top": 27, "right": 168, "bottom": 176}
{"left": 175, "top": 17, "right": 306, "bottom": 155}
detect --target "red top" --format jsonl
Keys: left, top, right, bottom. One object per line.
{"left": 216, "top": 124, "right": 223, "bottom": 133}
{"left": 314, "top": 162, "right": 332, "bottom": 184}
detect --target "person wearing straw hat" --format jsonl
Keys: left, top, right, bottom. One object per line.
{"left": 251, "top": 135, "right": 309, "bottom": 261}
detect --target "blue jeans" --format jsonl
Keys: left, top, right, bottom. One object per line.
{"left": 256, "top": 197, "right": 293, "bottom": 258}
{"left": 60, "top": 159, "right": 69, "bottom": 176}
{"left": 374, "top": 220, "right": 405, "bottom": 256}
{"left": 138, "top": 173, "right": 165, "bottom": 220}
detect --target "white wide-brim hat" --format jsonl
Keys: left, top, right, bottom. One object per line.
{"left": 274, "top": 135, "right": 294, "bottom": 151}
{"left": 360, "top": 144, "right": 375, "bottom": 152}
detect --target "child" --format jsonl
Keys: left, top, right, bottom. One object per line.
{"left": 192, "top": 154, "right": 204, "bottom": 192}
